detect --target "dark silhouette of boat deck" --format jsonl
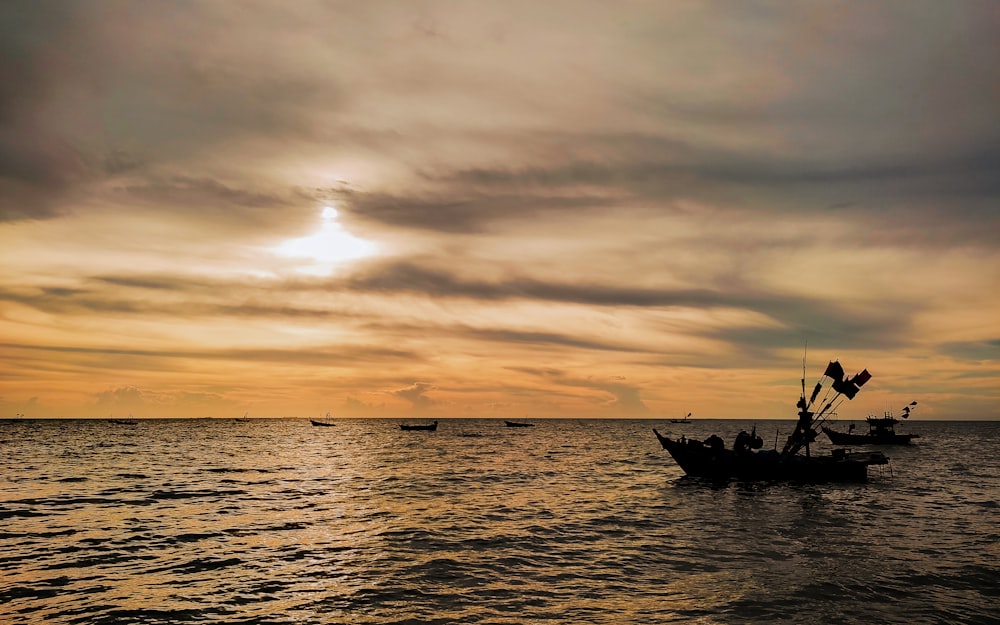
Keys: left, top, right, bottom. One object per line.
{"left": 823, "top": 401, "right": 919, "bottom": 445}
{"left": 653, "top": 429, "right": 887, "bottom": 483}
{"left": 653, "top": 358, "right": 889, "bottom": 483}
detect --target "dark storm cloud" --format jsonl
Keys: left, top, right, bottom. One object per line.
{"left": 343, "top": 260, "right": 922, "bottom": 352}
{"left": 342, "top": 188, "right": 614, "bottom": 234}
{"left": 340, "top": 128, "right": 1000, "bottom": 247}
{"left": 5, "top": 0, "right": 996, "bottom": 243}
{"left": 0, "top": 2, "right": 90, "bottom": 220}
{"left": 0, "top": 1, "right": 342, "bottom": 222}
{"left": 344, "top": 260, "right": 721, "bottom": 305}
{"left": 366, "top": 1, "right": 999, "bottom": 242}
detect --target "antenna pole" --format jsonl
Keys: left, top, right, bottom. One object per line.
{"left": 801, "top": 342, "right": 808, "bottom": 403}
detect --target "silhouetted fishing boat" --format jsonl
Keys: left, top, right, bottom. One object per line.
{"left": 653, "top": 358, "right": 889, "bottom": 483}
{"left": 670, "top": 412, "right": 692, "bottom": 424}
{"left": 109, "top": 416, "right": 137, "bottom": 425}
{"left": 504, "top": 420, "right": 534, "bottom": 427}
{"left": 399, "top": 421, "right": 438, "bottom": 431}
{"left": 310, "top": 412, "right": 335, "bottom": 427}
{"left": 234, "top": 412, "right": 250, "bottom": 423}
{"left": 823, "top": 402, "right": 919, "bottom": 445}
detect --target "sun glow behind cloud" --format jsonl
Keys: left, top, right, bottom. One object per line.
{"left": 273, "top": 206, "right": 378, "bottom": 275}
{"left": 0, "top": 2, "right": 997, "bottom": 420}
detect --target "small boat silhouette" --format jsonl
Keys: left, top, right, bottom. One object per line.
{"left": 311, "top": 412, "right": 335, "bottom": 427}
{"left": 399, "top": 421, "right": 438, "bottom": 431}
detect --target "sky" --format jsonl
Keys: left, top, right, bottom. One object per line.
{"left": 1, "top": 1, "right": 998, "bottom": 420}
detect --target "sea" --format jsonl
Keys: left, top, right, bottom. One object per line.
{"left": 1, "top": 418, "right": 998, "bottom": 625}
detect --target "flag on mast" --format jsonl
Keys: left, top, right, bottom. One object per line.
{"left": 823, "top": 361, "right": 845, "bottom": 381}
{"left": 850, "top": 369, "right": 872, "bottom": 387}
{"left": 832, "top": 377, "right": 860, "bottom": 399}
{"left": 827, "top": 365, "right": 871, "bottom": 399}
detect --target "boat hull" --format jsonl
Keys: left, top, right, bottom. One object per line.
{"left": 400, "top": 421, "right": 438, "bottom": 431}
{"left": 822, "top": 427, "right": 917, "bottom": 445}
{"left": 653, "top": 429, "right": 887, "bottom": 483}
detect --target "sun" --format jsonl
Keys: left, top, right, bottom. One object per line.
{"left": 274, "top": 206, "right": 377, "bottom": 273}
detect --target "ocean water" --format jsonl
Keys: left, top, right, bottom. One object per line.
{"left": 1, "top": 418, "right": 998, "bottom": 625}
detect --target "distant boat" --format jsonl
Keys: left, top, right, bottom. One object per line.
{"left": 311, "top": 413, "right": 335, "bottom": 427}
{"left": 670, "top": 412, "right": 692, "bottom": 424}
{"left": 504, "top": 420, "right": 534, "bottom": 427}
{"left": 109, "top": 416, "right": 137, "bottom": 425}
{"left": 399, "top": 421, "right": 438, "bottom": 431}
{"left": 653, "top": 359, "right": 889, "bottom": 483}
{"left": 234, "top": 412, "right": 250, "bottom": 423}
{"left": 823, "top": 401, "right": 919, "bottom": 445}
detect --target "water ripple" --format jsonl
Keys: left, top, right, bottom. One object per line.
{"left": 1, "top": 418, "right": 997, "bottom": 624}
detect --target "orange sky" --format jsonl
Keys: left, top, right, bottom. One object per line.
{"left": 2, "top": 2, "right": 998, "bottom": 419}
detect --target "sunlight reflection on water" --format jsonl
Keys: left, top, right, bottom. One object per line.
{"left": 1, "top": 418, "right": 998, "bottom": 624}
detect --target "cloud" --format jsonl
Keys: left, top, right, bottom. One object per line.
{"left": 2, "top": 341, "right": 419, "bottom": 370}
{"left": 114, "top": 175, "right": 302, "bottom": 212}
{"left": 392, "top": 382, "right": 436, "bottom": 409}
{"left": 1, "top": 1, "right": 998, "bottom": 419}
{"left": 458, "top": 328, "right": 639, "bottom": 354}
{"left": 343, "top": 187, "right": 614, "bottom": 235}
{"left": 94, "top": 385, "right": 156, "bottom": 408}
{"left": 939, "top": 339, "right": 1000, "bottom": 362}
{"left": 602, "top": 384, "right": 648, "bottom": 412}
{"left": 0, "top": 2, "right": 90, "bottom": 220}
{"left": 0, "top": 249, "right": 928, "bottom": 360}
{"left": 336, "top": 129, "right": 1000, "bottom": 250}
{"left": 341, "top": 259, "right": 923, "bottom": 352}
{"left": 92, "top": 385, "right": 230, "bottom": 416}
{"left": 344, "top": 396, "right": 386, "bottom": 415}
{"left": 0, "top": 2, "right": 342, "bottom": 223}
{"left": 513, "top": 367, "right": 648, "bottom": 413}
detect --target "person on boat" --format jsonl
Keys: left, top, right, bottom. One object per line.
{"left": 704, "top": 434, "right": 725, "bottom": 452}
{"left": 734, "top": 430, "right": 751, "bottom": 453}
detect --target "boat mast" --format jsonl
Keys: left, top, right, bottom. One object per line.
{"left": 801, "top": 344, "right": 810, "bottom": 457}
{"left": 783, "top": 357, "right": 870, "bottom": 458}
{"left": 782, "top": 345, "right": 814, "bottom": 458}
